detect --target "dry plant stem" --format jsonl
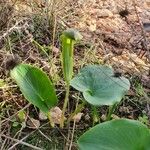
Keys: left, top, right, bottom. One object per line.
{"left": 1, "top": 134, "right": 42, "bottom": 150}
{"left": 68, "top": 99, "right": 79, "bottom": 150}
{"left": 1, "top": 138, "right": 7, "bottom": 150}
{"left": 60, "top": 82, "right": 70, "bottom": 128}
{"left": 28, "top": 116, "right": 52, "bottom": 142}
{"left": 0, "top": 117, "right": 1, "bottom": 143}
{"left": 8, "top": 121, "right": 53, "bottom": 149}
{"left": 1, "top": 103, "right": 31, "bottom": 125}
{"left": 52, "top": 13, "right": 57, "bottom": 58}
{"left": 106, "top": 103, "right": 117, "bottom": 121}
{"left": 8, "top": 133, "right": 33, "bottom": 150}
{"left": 0, "top": 19, "right": 27, "bottom": 41}
{"left": 69, "top": 120, "right": 76, "bottom": 150}
{"left": 8, "top": 111, "right": 29, "bottom": 148}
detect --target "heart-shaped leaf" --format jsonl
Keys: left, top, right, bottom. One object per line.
{"left": 78, "top": 119, "right": 150, "bottom": 150}
{"left": 10, "top": 64, "right": 58, "bottom": 113}
{"left": 71, "top": 65, "right": 130, "bottom": 106}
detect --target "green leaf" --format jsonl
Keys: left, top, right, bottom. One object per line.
{"left": 78, "top": 119, "right": 150, "bottom": 150}
{"left": 70, "top": 65, "right": 130, "bottom": 106}
{"left": 12, "top": 121, "right": 19, "bottom": 127}
{"left": 10, "top": 64, "right": 58, "bottom": 113}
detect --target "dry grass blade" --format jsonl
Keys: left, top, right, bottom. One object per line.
{"left": 0, "top": 19, "right": 28, "bottom": 41}
{"left": 6, "top": 121, "right": 53, "bottom": 150}
{"left": 1, "top": 134, "right": 43, "bottom": 150}
{"left": 1, "top": 103, "right": 31, "bottom": 125}
{"left": 7, "top": 133, "right": 34, "bottom": 150}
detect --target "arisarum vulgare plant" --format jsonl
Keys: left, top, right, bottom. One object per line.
{"left": 60, "top": 28, "right": 82, "bottom": 128}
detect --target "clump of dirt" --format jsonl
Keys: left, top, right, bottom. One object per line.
{"left": 0, "top": 1, "right": 14, "bottom": 30}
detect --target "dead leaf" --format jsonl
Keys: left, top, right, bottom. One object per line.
{"left": 84, "top": 114, "right": 90, "bottom": 121}
{"left": 127, "top": 90, "right": 136, "bottom": 96}
{"left": 50, "top": 107, "right": 63, "bottom": 124}
{"left": 27, "top": 118, "right": 40, "bottom": 129}
{"left": 72, "top": 113, "right": 83, "bottom": 122}
{"left": 52, "top": 46, "right": 59, "bottom": 54}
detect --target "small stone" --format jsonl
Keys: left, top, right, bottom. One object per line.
{"left": 50, "top": 107, "right": 63, "bottom": 124}
{"left": 97, "top": 9, "right": 113, "bottom": 18}
{"left": 39, "top": 111, "right": 47, "bottom": 121}
{"left": 101, "top": 114, "right": 106, "bottom": 121}
{"left": 88, "top": 19, "right": 97, "bottom": 32}
{"left": 89, "top": 24, "right": 97, "bottom": 32}
{"left": 85, "top": 114, "right": 90, "bottom": 121}
{"left": 90, "top": 9, "right": 113, "bottom": 18}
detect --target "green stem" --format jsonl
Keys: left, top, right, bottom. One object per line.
{"left": 106, "top": 103, "right": 117, "bottom": 121}
{"left": 67, "top": 101, "right": 86, "bottom": 124}
{"left": 60, "top": 82, "right": 70, "bottom": 128}
{"left": 92, "top": 106, "right": 99, "bottom": 125}
{"left": 47, "top": 111, "right": 54, "bottom": 127}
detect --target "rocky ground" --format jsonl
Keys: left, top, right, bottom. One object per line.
{"left": 64, "top": 0, "right": 150, "bottom": 75}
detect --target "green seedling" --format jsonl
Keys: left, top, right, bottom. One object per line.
{"left": 10, "top": 64, "right": 58, "bottom": 127}
{"left": 139, "top": 114, "right": 149, "bottom": 126}
{"left": 0, "top": 79, "right": 5, "bottom": 87}
{"left": 71, "top": 65, "right": 130, "bottom": 121}
{"left": 12, "top": 120, "right": 20, "bottom": 127}
{"left": 78, "top": 119, "right": 150, "bottom": 150}
{"left": 60, "top": 28, "right": 82, "bottom": 128}
{"left": 17, "top": 110, "right": 26, "bottom": 122}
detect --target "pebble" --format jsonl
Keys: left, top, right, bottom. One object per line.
{"left": 90, "top": 9, "right": 113, "bottom": 18}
